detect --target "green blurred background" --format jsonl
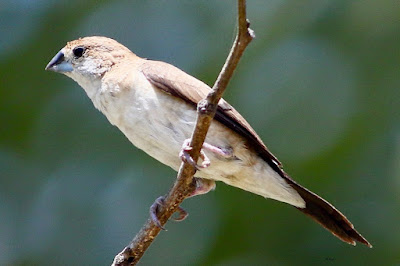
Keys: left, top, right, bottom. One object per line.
{"left": 1, "top": 0, "right": 399, "bottom": 265}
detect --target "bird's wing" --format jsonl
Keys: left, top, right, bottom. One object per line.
{"left": 139, "top": 59, "right": 281, "bottom": 170}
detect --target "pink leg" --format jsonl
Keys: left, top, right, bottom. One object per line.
{"left": 202, "top": 142, "right": 233, "bottom": 158}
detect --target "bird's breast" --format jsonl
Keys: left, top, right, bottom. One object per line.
{"left": 99, "top": 82, "right": 198, "bottom": 169}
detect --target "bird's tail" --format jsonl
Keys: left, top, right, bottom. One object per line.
{"left": 282, "top": 172, "right": 372, "bottom": 247}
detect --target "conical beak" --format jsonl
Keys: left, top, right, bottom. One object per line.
{"left": 45, "top": 50, "right": 73, "bottom": 73}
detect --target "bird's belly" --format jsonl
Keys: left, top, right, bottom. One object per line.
{"left": 99, "top": 87, "right": 305, "bottom": 207}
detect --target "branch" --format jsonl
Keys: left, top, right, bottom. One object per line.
{"left": 112, "top": 1, "right": 254, "bottom": 265}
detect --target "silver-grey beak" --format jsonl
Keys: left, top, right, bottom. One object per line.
{"left": 45, "top": 50, "right": 73, "bottom": 73}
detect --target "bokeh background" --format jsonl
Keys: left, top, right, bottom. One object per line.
{"left": 1, "top": 0, "right": 399, "bottom": 265}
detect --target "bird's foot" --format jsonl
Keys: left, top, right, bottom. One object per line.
{"left": 149, "top": 178, "right": 215, "bottom": 229}
{"left": 179, "top": 139, "right": 234, "bottom": 169}
{"left": 179, "top": 139, "right": 210, "bottom": 169}
{"left": 150, "top": 196, "right": 188, "bottom": 230}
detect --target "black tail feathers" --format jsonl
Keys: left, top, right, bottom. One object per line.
{"left": 283, "top": 172, "right": 372, "bottom": 247}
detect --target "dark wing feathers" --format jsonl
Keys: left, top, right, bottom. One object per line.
{"left": 139, "top": 60, "right": 371, "bottom": 248}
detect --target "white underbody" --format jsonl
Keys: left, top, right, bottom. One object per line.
{"left": 68, "top": 65, "right": 305, "bottom": 208}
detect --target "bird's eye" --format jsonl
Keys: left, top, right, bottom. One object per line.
{"left": 73, "top": 46, "right": 85, "bottom": 58}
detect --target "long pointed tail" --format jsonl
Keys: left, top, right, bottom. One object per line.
{"left": 282, "top": 172, "right": 372, "bottom": 247}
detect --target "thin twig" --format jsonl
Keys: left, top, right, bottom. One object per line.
{"left": 112, "top": 1, "right": 254, "bottom": 265}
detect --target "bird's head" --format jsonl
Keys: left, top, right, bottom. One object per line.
{"left": 45, "top": 36, "right": 134, "bottom": 94}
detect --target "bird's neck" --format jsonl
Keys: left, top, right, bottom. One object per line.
{"left": 67, "top": 73, "right": 102, "bottom": 101}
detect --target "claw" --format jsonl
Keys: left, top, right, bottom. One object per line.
{"left": 179, "top": 139, "right": 214, "bottom": 170}
{"left": 171, "top": 207, "right": 188, "bottom": 222}
{"left": 179, "top": 148, "right": 200, "bottom": 170}
{"left": 179, "top": 139, "right": 210, "bottom": 169}
{"left": 150, "top": 196, "right": 166, "bottom": 230}
{"left": 200, "top": 151, "right": 211, "bottom": 168}
{"left": 150, "top": 196, "right": 189, "bottom": 230}
{"left": 179, "top": 139, "right": 234, "bottom": 169}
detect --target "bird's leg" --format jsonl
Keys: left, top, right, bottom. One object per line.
{"left": 179, "top": 139, "right": 234, "bottom": 169}
{"left": 202, "top": 142, "right": 233, "bottom": 158}
{"left": 149, "top": 178, "right": 215, "bottom": 229}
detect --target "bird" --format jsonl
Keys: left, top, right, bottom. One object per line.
{"left": 45, "top": 36, "right": 371, "bottom": 247}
